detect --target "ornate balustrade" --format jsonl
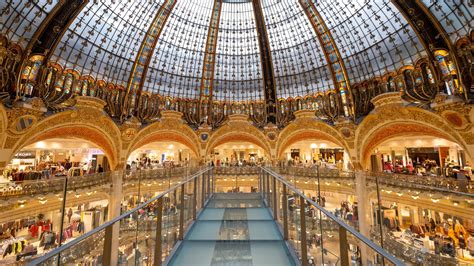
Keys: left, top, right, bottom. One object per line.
{"left": 270, "top": 166, "right": 354, "bottom": 179}
{"left": 0, "top": 167, "right": 201, "bottom": 201}
{"left": 214, "top": 166, "right": 260, "bottom": 175}
{"left": 367, "top": 172, "right": 474, "bottom": 195}
{"left": 2, "top": 167, "right": 472, "bottom": 203}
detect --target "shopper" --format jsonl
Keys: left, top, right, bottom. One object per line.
{"left": 98, "top": 164, "right": 104, "bottom": 173}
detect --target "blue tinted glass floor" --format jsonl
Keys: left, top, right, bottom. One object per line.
{"left": 168, "top": 193, "right": 296, "bottom": 266}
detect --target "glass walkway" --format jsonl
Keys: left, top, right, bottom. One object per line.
{"left": 29, "top": 167, "right": 403, "bottom": 266}
{"left": 168, "top": 193, "right": 296, "bottom": 265}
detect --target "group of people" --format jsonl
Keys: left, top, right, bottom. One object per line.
{"left": 126, "top": 157, "right": 190, "bottom": 171}
{"left": 281, "top": 158, "right": 345, "bottom": 170}
{"left": 6, "top": 159, "right": 104, "bottom": 181}
{"left": 383, "top": 159, "right": 472, "bottom": 180}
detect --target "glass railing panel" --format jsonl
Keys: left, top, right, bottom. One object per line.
{"left": 319, "top": 209, "right": 341, "bottom": 265}
{"left": 134, "top": 199, "right": 158, "bottom": 266}
{"left": 161, "top": 191, "right": 179, "bottom": 260}
{"left": 262, "top": 167, "right": 404, "bottom": 266}
{"left": 25, "top": 167, "right": 209, "bottom": 265}
{"left": 277, "top": 179, "right": 284, "bottom": 227}
{"left": 267, "top": 176, "right": 274, "bottom": 212}
{"left": 302, "top": 197, "right": 324, "bottom": 266}
{"left": 37, "top": 228, "right": 105, "bottom": 265}
{"left": 287, "top": 190, "right": 303, "bottom": 261}
{"left": 183, "top": 181, "right": 194, "bottom": 234}
{"left": 117, "top": 209, "right": 139, "bottom": 264}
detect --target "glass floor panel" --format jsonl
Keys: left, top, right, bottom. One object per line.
{"left": 199, "top": 208, "right": 272, "bottom": 221}
{"left": 187, "top": 221, "right": 281, "bottom": 241}
{"left": 212, "top": 193, "right": 262, "bottom": 200}
{"left": 168, "top": 193, "right": 296, "bottom": 265}
{"left": 168, "top": 240, "right": 296, "bottom": 266}
{"left": 206, "top": 199, "right": 263, "bottom": 208}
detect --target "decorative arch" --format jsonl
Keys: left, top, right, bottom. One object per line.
{"left": 0, "top": 104, "right": 7, "bottom": 146}
{"left": 277, "top": 131, "right": 348, "bottom": 160}
{"left": 127, "top": 120, "right": 201, "bottom": 159}
{"left": 10, "top": 104, "right": 122, "bottom": 169}
{"left": 207, "top": 132, "right": 271, "bottom": 156}
{"left": 356, "top": 106, "right": 472, "bottom": 169}
{"left": 206, "top": 122, "right": 271, "bottom": 156}
{"left": 276, "top": 119, "right": 349, "bottom": 160}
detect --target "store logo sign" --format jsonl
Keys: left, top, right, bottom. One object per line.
{"left": 14, "top": 151, "right": 35, "bottom": 159}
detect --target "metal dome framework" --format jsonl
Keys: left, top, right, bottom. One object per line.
{"left": 0, "top": 0, "right": 472, "bottom": 128}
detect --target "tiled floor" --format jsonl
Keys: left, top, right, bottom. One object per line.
{"left": 168, "top": 193, "right": 296, "bottom": 266}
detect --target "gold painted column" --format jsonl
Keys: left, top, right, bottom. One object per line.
{"left": 355, "top": 171, "right": 371, "bottom": 264}
{"left": 299, "top": 0, "right": 354, "bottom": 119}
{"left": 107, "top": 171, "right": 124, "bottom": 265}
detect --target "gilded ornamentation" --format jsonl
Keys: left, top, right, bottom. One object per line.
{"left": 127, "top": 114, "right": 201, "bottom": 158}
{"left": 206, "top": 118, "right": 271, "bottom": 156}
{"left": 355, "top": 104, "right": 472, "bottom": 167}
{"left": 1, "top": 90, "right": 472, "bottom": 171}
{"left": 4, "top": 136, "right": 19, "bottom": 149}
{"left": 340, "top": 127, "right": 352, "bottom": 138}
{"left": 276, "top": 116, "right": 350, "bottom": 159}
{"left": 443, "top": 111, "right": 464, "bottom": 128}
{"left": 4, "top": 103, "right": 122, "bottom": 168}
{"left": 30, "top": 98, "right": 45, "bottom": 110}
{"left": 434, "top": 94, "right": 448, "bottom": 104}
{"left": 371, "top": 92, "right": 403, "bottom": 109}
{"left": 6, "top": 106, "right": 44, "bottom": 135}
{"left": 121, "top": 128, "right": 138, "bottom": 141}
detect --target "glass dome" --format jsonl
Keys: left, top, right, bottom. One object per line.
{"left": 1, "top": 0, "right": 472, "bottom": 102}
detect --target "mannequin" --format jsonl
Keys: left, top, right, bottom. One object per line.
{"left": 446, "top": 218, "right": 459, "bottom": 247}
{"left": 454, "top": 219, "right": 468, "bottom": 247}
{"left": 468, "top": 233, "right": 474, "bottom": 256}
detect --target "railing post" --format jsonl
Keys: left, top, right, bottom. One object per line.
{"left": 266, "top": 172, "right": 270, "bottom": 203}
{"left": 211, "top": 168, "right": 215, "bottom": 194}
{"left": 206, "top": 170, "right": 211, "bottom": 196}
{"left": 339, "top": 225, "right": 349, "bottom": 266}
{"left": 261, "top": 169, "right": 265, "bottom": 199}
{"left": 235, "top": 171, "right": 238, "bottom": 192}
{"left": 300, "top": 196, "right": 308, "bottom": 266}
{"left": 355, "top": 171, "right": 370, "bottom": 264}
{"left": 102, "top": 224, "right": 114, "bottom": 265}
{"left": 193, "top": 177, "right": 197, "bottom": 220}
{"left": 201, "top": 173, "right": 206, "bottom": 207}
{"left": 179, "top": 183, "right": 185, "bottom": 240}
{"left": 282, "top": 184, "right": 288, "bottom": 240}
{"left": 272, "top": 176, "right": 278, "bottom": 220}
{"left": 104, "top": 171, "right": 123, "bottom": 265}
{"left": 154, "top": 197, "right": 164, "bottom": 266}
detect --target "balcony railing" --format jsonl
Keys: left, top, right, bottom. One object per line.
{"left": 367, "top": 171, "right": 474, "bottom": 195}
{"left": 0, "top": 166, "right": 203, "bottom": 201}
{"left": 29, "top": 167, "right": 402, "bottom": 266}
{"left": 29, "top": 167, "right": 213, "bottom": 265}
{"left": 213, "top": 166, "right": 261, "bottom": 175}
{"left": 260, "top": 167, "right": 403, "bottom": 266}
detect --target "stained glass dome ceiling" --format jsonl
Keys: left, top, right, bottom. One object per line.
{"left": 2, "top": 0, "right": 472, "bottom": 101}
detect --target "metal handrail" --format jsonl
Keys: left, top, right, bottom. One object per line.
{"left": 28, "top": 167, "right": 212, "bottom": 265}
{"left": 261, "top": 166, "right": 404, "bottom": 266}
{"left": 366, "top": 174, "right": 474, "bottom": 198}
{"left": 367, "top": 171, "right": 474, "bottom": 193}
{"left": 0, "top": 166, "right": 199, "bottom": 200}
